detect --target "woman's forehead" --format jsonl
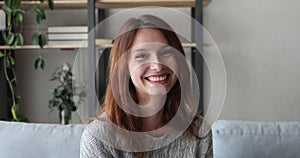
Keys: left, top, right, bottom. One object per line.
{"left": 131, "top": 43, "right": 172, "bottom": 52}
{"left": 132, "top": 28, "right": 169, "bottom": 45}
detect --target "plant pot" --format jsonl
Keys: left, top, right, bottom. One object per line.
{"left": 61, "top": 110, "right": 66, "bottom": 125}
{"left": 60, "top": 109, "right": 71, "bottom": 125}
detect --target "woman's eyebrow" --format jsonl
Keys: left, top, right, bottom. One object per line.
{"left": 131, "top": 48, "right": 149, "bottom": 52}
{"left": 131, "top": 44, "right": 172, "bottom": 53}
{"left": 159, "top": 45, "right": 173, "bottom": 50}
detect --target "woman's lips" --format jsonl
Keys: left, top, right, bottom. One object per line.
{"left": 145, "top": 74, "right": 169, "bottom": 84}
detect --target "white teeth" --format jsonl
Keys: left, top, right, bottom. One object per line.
{"left": 148, "top": 75, "right": 167, "bottom": 82}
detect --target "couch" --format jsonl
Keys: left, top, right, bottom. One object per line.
{"left": 1, "top": 120, "right": 300, "bottom": 158}
{"left": 212, "top": 120, "right": 300, "bottom": 158}
{"left": 0, "top": 121, "right": 84, "bottom": 158}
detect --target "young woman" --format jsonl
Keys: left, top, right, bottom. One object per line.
{"left": 80, "top": 15, "right": 212, "bottom": 158}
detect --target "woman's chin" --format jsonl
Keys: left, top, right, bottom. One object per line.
{"left": 147, "top": 86, "right": 169, "bottom": 96}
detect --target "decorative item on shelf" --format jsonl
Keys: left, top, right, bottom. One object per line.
{"left": 48, "top": 62, "right": 86, "bottom": 125}
{"left": 47, "top": 26, "right": 88, "bottom": 45}
{"left": 0, "top": 0, "right": 54, "bottom": 122}
{"left": 0, "top": 10, "right": 4, "bottom": 45}
{"left": 0, "top": 9, "right": 5, "bottom": 31}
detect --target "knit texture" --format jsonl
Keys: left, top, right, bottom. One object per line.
{"left": 80, "top": 117, "right": 212, "bottom": 158}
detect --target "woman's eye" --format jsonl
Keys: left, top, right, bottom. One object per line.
{"left": 160, "top": 50, "right": 173, "bottom": 57}
{"left": 134, "top": 53, "right": 148, "bottom": 60}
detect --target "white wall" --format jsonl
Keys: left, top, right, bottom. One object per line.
{"left": 204, "top": 0, "right": 300, "bottom": 121}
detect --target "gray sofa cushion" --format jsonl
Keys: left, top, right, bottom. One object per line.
{"left": 0, "top": 121, "right": 84, "bottom": 158}
{"left": 212, "top": 120, "right": 300, "bottom": 158}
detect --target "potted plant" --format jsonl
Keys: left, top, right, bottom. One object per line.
{"left": 0, "top": 0, "right": 54, "bottom": 121}
{"left": 48, "top": 62, "right": 85, "bottom": 124}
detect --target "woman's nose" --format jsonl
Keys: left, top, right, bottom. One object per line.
{"left": 149, "top": 62, "right": 164, "bottom": 71}
{"left": 148, "top": 53, "right": 164, "bottom": 71}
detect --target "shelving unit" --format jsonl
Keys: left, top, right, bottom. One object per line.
{"left": 0, "top": 0, "right": 210, "bottom": 9}
{"left": 0, "top": 1, "right": 87, "bottom": 9}
{"left": 0, "top": 0, "right": 211, "bottom": 118}
{"left": 0, "top": 0, "right": 210, "bottom": 50}
{"left": 95, "top": 0, "right": 211, "bottom": 8}
{"left": 0, "top": 41, "right": 197, "bottom": 49}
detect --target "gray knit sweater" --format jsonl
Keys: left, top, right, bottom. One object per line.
{"left": 80, "top": 117, "right": 213, "bottom": 158}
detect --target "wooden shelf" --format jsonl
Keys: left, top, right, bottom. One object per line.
{"left": 0, "top": 39, "right": 201, "bottom": 50}
{"left": 0, "top": 0, "right": 211, "bottom": 9}
{"left": 0, "top": 0, "right": 87, "bottom": 9}
{"left": 95, "top": 0, "right": 211, "bottom": 8}
{"left": 0, "top": 44, "right": 86, "bottom": 50}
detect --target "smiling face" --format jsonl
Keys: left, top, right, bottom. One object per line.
{"left": 128, "top": 28, "right": 178, "bottom": 102}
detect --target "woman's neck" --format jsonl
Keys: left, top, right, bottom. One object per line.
{"left": 136, "top": 92, "right": 166, "bottom": 132}
{"left": 141, "top": 108, "right": 164, "bottom": 132}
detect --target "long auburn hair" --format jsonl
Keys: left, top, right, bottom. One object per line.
{"left": 99, "top": 15, "right": 203, "bottom": 156}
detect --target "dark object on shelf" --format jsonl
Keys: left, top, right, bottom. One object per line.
{"left": 0, "top": 35, "right": 4, "bottom": 45}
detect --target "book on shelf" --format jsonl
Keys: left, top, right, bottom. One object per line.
{"left": 47, "top": 26, "right": 89, "bottom": 46}
{"left": 47, "top": 40, "right": 87, "bottom": 45}
{"left": 48, "top": 33, "right": 88, "bottom": 40}
{"left": 48, "top": 26, "right": 88, "bottom": 33}
{"left": 0, "top": 10, "right": 5, "bottom": 31}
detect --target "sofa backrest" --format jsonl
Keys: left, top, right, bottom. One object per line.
{"left": 0, "top": 121, "right": 84, "bottom": 158}
{"left": 212, "top": 120, "right": 300, "bottom": 158}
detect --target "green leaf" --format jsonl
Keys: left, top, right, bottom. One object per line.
{"left": 34, "top": 58, "right": 40, "bottom": 69}
{"left": 49, "top": 75, "right": 57, "bottom": 81}
{"left": 7, "top": 12, "right": 12, "bottom": 27}
{"left": 6, "top": 33, "right": 15, "bottom": 45}
{"left": 32, "top": 32, "right": 39, "bottom": 45}
{"left": 32, "top": 6, "right": 46, "bottom": 24}
{"left": 16, "top": 33, "right": 24, "bottom": 45}
{"left": 57, "top": 85, "right": 65, "bottom": 93}
{"left": 31, "top": 6, "right": 41, "bottom": 14}
{"left": 0, "top": 51, "right": 4, "bottom": 58}
{"left": 16, "top": 8, "right": 26, "bottom": 14}
{"left": 66, "top": 84, "right": 72, "bottom": 93}
{"left": 34, "top": 57, "right": 45, "bottom": 70}
{"left": 5, "top": 56, "right": 11, "bottom": 68}
{"left": 48, "top": 100, "right": 58, "bottom": 108}
{"left": 55, "top": 87, "right": 64, "bottom": 97}
{"left": 36, "top": 14, "right": 42, "bottom": 24}
{"left": 2, "top": 31, "right": 7, "bottom": 41}
{"left": 13, "top": 39, "right": 18, "bottom": 49}
{"left": 12, "top": 0, "right": 21, "bottom": 9}
{"left": 39, "top": 8, "right": 46, "bottom": 18}
{"left": 8, "top": 55, "right": 15, "bottom": 65}
{"left": 37, "top": 14, "right": 46, "bottom": 24}
{"left": 2, "top": 4, "right": 12, "bottom": 13}
{"left": 11, "top": 106, "right": 18, "bottom": 121}
{"left": 4, "top": 0, "right": 12, "bottom": 7}
{"left": 48, "top": 0, "right": 54, "bottom": 10}
{"left": 15, "top": 12, "right": 23, "bottom": 25}
{"left": 48, "top": 89, "right": 55, "bottom": 94}
{"left": 39, "top": 34, "right": 46, "bottom": 48}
